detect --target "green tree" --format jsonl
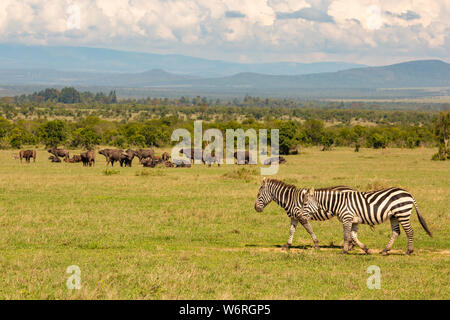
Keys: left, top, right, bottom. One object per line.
{"left": 58, "top": 87, "right": 81, "bottom": 104}
{"left": 39, "top": 120, "right": 67, "bottom": 147}
{"left": 278, "top": 121, "right": 301, "bottom": 155}
{"left": 71, "top": 127, "right": 101, "bottom": 150}
{"left": 304, "top": 119, "right": 324, "bottom": 145}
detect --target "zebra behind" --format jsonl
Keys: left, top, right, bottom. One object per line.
{"left": 254, "top": 178, "right": 355, "bottom": 249}
{"left": 300, "top": 187, "right": 433, "bottom": 255}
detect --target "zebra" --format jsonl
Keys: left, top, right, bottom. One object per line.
{"left": 254, "top": 178, "right": 355, "bottom": 250}
{"left": 299, "top": 187, "right": 433, "bottom": 255}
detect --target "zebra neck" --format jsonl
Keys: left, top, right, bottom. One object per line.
{"left": 272, "top": 187, "right": 294, "bottom": 210}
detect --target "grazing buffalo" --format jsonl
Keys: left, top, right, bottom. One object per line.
{"left": 48, "top": 148, "right": 69, "bottom": 160}
{"left": 120, "top": 149, "right": 137, "bottom": 167}
{"left": 263, "top": 156, "right": 287, "bottom": 165}
{"left": 81, "top": 150, "right": 95, "bottom": 167}
{"left": 136, "top": 149, "right": 155, "bottom": 163}
{"left": 19, "top": 150, "right": 36, "bottom": 163}
{"left": 98, "top": 149, "right": 123, "bottom": 166}
{"left": 48, "top": 155, "right": 61, "bottom": 163}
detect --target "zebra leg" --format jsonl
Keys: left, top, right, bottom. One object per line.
{"left": 351, "top": 224, "right": 369, "bottom": 254}
{"left": 300, "top": 220, "right": 319, "bottom": 249}
{"left": 381, "top": 217, "right": 400, "bottom": 255}
{"left": 399, "top": 215, "right": 414, "bottom": 255}
{"left": 342, "top": 219, "right": 353, "bottom": 254}
{"left": 282, "top": 219, "right": 298, "bottom": 250}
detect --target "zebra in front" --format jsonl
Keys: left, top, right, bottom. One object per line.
{"left": 299, "top": 187, "right": 433, "bottom": 255}
{"left": 254, "top": 178, "right": 355, "bottom": 249}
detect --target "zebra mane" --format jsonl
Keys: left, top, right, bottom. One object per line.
{"left": 266, "top": 178, "right": 299, "bottom": 190}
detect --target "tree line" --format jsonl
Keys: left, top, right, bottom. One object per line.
{"left": 0, "top": 113, "right": 447, "bottom": 158}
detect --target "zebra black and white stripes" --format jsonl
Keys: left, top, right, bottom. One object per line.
{"left": 254, "top": 178, "right": 354, "bottom": 249}
{"left": 300, "top": 187, "right": 432, "bottom": 255}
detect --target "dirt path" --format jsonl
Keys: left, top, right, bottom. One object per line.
{"left": 203, "top": 246, "right": 450, "bottom": 256}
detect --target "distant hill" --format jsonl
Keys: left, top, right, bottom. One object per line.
{"left": 0, "top": 60, "right": 449, "bottom": 100}
{"left": 0, "top": 44, "right": 365, "bottom": 77}
{"left": 180, "top": 60, "right": 450, "bottom": 89}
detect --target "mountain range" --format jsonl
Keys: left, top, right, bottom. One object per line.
{"left": 0, "top": 44, "right": 365, "bottom": 77}
{"left": 0, "top": 60, "right": 449, "bottom": 89}
{"left": 0, "top": 44, "right": 449, "bottom": 98}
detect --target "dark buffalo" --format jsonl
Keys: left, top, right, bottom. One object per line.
{"left": 233, "top": 150, "right": 253, "bottom": 164}
{"left": 263, "top": 156, "right": 287, "bottom": 165}
{"left": 98, "top": 149, "right": 123, "bottom": 166}
{"left": 161, "top": 152, "right": 170, "bottom": 161}
{"left": 179, "top": 148, "right": 205, "bottom": 164}
{"left": 120, "top": 149, "right": 137, "bottom": 167}
{"left": 136, "top": 149, "right": 155, "bottom": 163}
{"left": 48, "top": 148, "right": 69, "bottom": 160}
{"left": 64, "top": 155, "right": 82, "bottom": 163}
{"left": 48, "top": 155, "right": 61, "bottom": 163}
{"left": 19, "top": 150, "right": 36, "bottom": 163}
{"left": 141, "top": 157, "right": 157, "bottom": 168}
{"left": 173, "top": 158, "right": 191, "bottom": 168}
{"left": 81, "top": 150, "right": 95, "bottom": 167}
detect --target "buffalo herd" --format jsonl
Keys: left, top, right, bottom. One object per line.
{"left": 17, "top": 148, "right": 287, "bottom": 168}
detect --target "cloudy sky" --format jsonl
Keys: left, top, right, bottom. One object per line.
{"left": 0, "top": 0, "right": 449, "bottom": 65}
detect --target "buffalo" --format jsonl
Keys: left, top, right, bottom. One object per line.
{"left": 19, "top": 150, "right": 36, "bottom": 163}
{"left": 233, "top": 150, "right": 253, "bottom": 164}
{"left": 120, "top": 149, "right": 137, "bottom": 167}
{"left": 81, "top": 150, "right": 95, "bottom": 167}
{"left": 98, "top": 149, "right": 123, "bottom": 166}
{"left": 48, "top": 155, "right": 61, "bottom": 163}
{"left": 161, "top": 152, "right": 170, "bottom": 161}
{"left": 136, "top": 149, "right": 155, "bottom": 163}
{"left": 48, "top": 148, "right": 69, "bottom": 160}
{"left": 263, "top": 156, "right": 287, "bottom": 165}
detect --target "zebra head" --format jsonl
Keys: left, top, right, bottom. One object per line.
{"left": 300, "top": 188, "right": 319, "bottom": 218}
{"left": 255, "top": 177, "right": 272, "bottom": 212}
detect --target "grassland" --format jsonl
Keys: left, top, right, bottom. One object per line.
{"left": 0, "top": 147, "right": 448, "bottom": 299}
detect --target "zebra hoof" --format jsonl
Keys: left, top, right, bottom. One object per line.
{"left": 406, "top": 249, "right": 414, "bottom": 256}
{"left": 314, "top": 244, "right": 320, "bottom": 250}
{"left": 282, "top": 244, "right": 291, "bottom": 251}
{"left": 381, "top": 250, "right": 389, "bottom": 256}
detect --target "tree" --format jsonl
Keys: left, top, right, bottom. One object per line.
{"left": 432, "top": 111, "right": 450, "bottom": 160}
{"left": 303, "top": 119, "right": 324, "bottom": 145}
{"left": 321, "top": 131, "right": 335, "bottom": 151}
{"left": 58, "top": 87, "right": 81, "bottom": 104}
{"left": 278, "top": 121, "right": 301, "bottom": 155}
{"left": 71, "top": 127, "right": 101, "bottom": 150}
{"left": 39, "top": 120, "right": 67, "bottom": 147}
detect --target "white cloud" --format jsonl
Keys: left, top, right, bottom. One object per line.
{"left": 0, "top": 0, "right": 448, "bottom": 64}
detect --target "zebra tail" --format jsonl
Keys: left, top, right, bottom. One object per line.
{"left": 413, "top": 198, "right": 433, "bottom": 237}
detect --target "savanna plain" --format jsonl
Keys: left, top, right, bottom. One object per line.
{"left": 0, "top": 147, "right": 448, "bottom": 299}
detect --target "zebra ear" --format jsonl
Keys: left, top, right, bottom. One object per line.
{"left": 262, "top": 177, "right": 267, "bottom": 185}
{"left": 309, "top": 188, "right": 315, "bottom": 196}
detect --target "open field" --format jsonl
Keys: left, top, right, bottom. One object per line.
{"left": 0, "top": 147, "right": 448, "bottom": 299}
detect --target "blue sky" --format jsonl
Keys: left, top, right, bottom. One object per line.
{"left": 0, "top": 0, "right": 448, "bottom": 65}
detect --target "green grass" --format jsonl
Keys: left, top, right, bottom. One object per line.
{"left": 0, "top": 147, "right": 448, "bottom": 299}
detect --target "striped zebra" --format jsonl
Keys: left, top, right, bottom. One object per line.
{"left": 254, "top": 178, "right": 355, "bottom": 250}
{"left": 299, "top": 187, "right": 433, "bottom": 255}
